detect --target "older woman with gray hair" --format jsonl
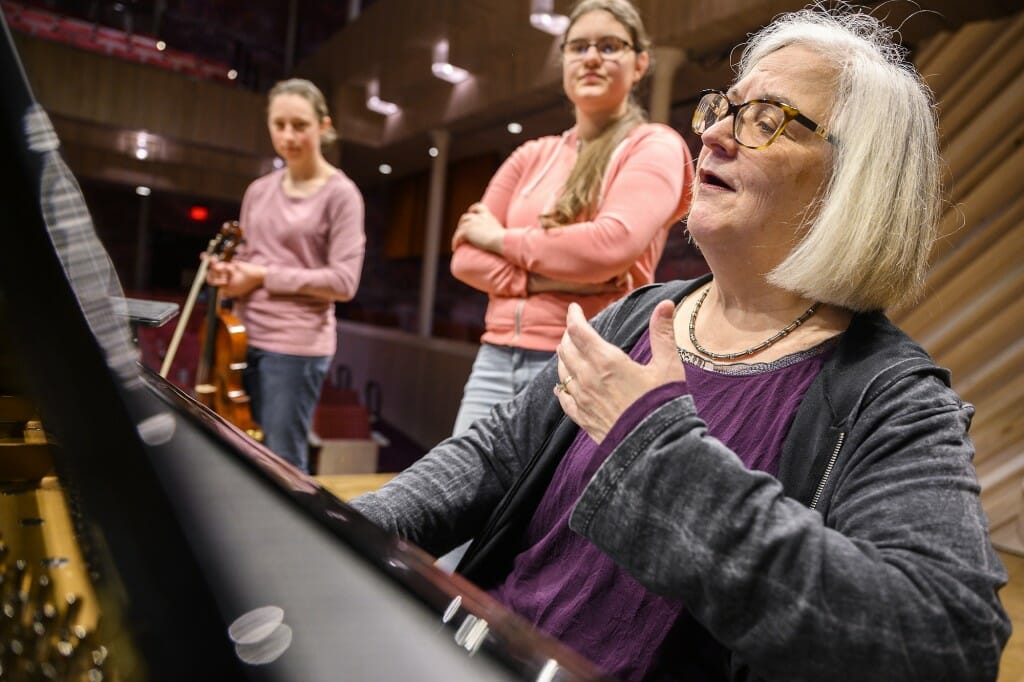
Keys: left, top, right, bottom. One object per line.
{"left": 352, "top": 6, "right": 1010, "bottom": 680}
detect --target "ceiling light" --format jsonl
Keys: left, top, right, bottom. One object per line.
{"left": 428, "top": 147, "right": 439, "bottom": 158}
{"left": 135, "top": 186, "right": 151, "bottom": 197}
{"left": 155, "top": 40, "right": 166, "bottom": 51}
{"left": 227, "top": 69, "right": 238, "bottom": 80}
{"left": 431, "top": 62, "right": 469, "bottom": 84}
{"left": 378, "top": 164, "right": 393, "bottom": 175}
{"left": 529, "top": 0, "right": 569, "bottom": 35}
{"left": 507, "top": 122, "right": 523, "bottom": 134}
{"left": 366, "top": 80, "right": 399, "bottom": 116}
{"left": 135, "top": 132, "right": 150, "bottom": 160}
{"left": 432, "top": 40, "right": 470, "bottom": 84}
{"left": 367, "top": 95, "right": 399, "bottom": 116}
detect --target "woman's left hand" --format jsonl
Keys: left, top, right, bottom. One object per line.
{"left": 555, "top": 300, "right": 684, "bottom": 442}
{"left": 218, "top": 260, "right": 267, "bottom": 299}
{"left": 452, "top": 202, "right": 505, "bottom": 254}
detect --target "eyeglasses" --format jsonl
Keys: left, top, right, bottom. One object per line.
{"left": 692, "top": 89, "right": 834, "bottom": 149}
{"left": 560, "top": 36, "right": 634, "bottom": 62}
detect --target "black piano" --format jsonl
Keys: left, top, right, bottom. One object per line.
{"left": 0, "top": 12, "right": 610, "bottom": 682}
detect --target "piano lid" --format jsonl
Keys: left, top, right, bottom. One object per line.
{"left": 0, "top": 12, "right": 611, "bottom": 682}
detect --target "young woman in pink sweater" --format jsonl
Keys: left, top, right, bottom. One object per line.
{"left": 206, "top": 79, "right": 365, "bottom": 472}
{"left": 449, "top": 0, "right": 693, "bottom": 435}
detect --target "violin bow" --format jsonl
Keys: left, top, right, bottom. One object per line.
{"left": 158, "top": 233, "right": 223, "bottom": 378}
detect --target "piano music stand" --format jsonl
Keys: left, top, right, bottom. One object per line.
{"left": 114, "top": 296, "right": 179, "bottom": 344}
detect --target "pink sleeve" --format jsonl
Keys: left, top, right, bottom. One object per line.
{"left": 263, "top": 180, "right": 366, "bottom": 302}
{"left": 502, "top": 126, "right": 692, "bottom": 283}
{"left": 449, "top": 143, "right": 533, "bottom": 297}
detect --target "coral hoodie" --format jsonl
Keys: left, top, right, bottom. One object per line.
{"left": 450, "top": 123, "right": 693, "bottom": 351}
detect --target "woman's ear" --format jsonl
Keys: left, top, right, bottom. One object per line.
{"left": 633, "top": 50, "right": 650, "bottom": 85}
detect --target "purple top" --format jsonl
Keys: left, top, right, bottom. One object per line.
{"left": 490, "top": 330, "right": 834, "bottom": 681}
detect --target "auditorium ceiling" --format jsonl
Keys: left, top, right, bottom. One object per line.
{"left": 4, "top": 0, "right": 1020, "bottom": 194}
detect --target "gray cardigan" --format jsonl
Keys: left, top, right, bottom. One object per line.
{"left": 352, "top": 277, "right": 1010, "bottom": 681}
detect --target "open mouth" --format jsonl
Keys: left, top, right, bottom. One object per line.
{"left": 699, "top": 169, "right": 733, "bottom": 191}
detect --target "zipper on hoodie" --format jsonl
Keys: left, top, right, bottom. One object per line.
{"left": 809, "top": 431, "right": 845, "bottom": 510}
{"left": 513, "top": 299, "right": 525, "bottom": 340}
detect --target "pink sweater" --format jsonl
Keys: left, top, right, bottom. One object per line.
{"left": 234, "top": 169, "right": 365, "bottom": 357}
{"left": 450, "top": 123, "right": 693, "bottom": 351}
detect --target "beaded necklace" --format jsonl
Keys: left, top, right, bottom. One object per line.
{"left": 686, "top": 286, "right": 820, "bottom": 361}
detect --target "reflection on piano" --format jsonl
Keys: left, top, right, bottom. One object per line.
{"left": 0, "top": 13, "right": 611, "bottom": 682}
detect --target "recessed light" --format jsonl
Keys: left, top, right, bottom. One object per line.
{"left": 367, "top": 95, "right": 399, "bottom": 116}
{"left": 529, "top": 1, "right": 569, "bottom": 35}
{"left": 431, "top": 62, "right": 470, "bottom": 84}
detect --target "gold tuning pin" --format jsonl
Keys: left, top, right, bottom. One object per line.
{"left": 22, "top": 419, "right": 46, "bottom": 444}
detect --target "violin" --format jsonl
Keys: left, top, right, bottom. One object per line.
{"left": 192, "top": 221, "right": 262, "bottom": 440}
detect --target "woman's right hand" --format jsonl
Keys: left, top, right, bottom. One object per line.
{"left": 452, "top": 202, "right": 505, "bottom": 254}
{"left": 555, "top": 300, "right": 684, "bottom": 443}
{"left": 203, "top": 254, "right": 231, "bottom": 287}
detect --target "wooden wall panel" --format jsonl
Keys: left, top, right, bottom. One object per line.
{"left": 12, "top": 33, "right": 270, "bottom": 201}
{"left": 898, "top": 11, "right": 1024, "bottom": 551}
{"left": 13, "top": 34, "right": 267, "bottom": 151}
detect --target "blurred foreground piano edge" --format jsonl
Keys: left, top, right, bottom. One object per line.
{"left": 0, "top": 10, "right": 612, "bottom": 682}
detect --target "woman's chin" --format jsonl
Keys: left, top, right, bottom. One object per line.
{"left": 685, "top": 206, "right": 722, "bottom": 235}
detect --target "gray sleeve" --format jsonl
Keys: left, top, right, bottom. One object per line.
{"left": 349, "top": 356, "right": 563, "bottom": 557}
{"left": 570, "top": 375, "right": 1010, "bottom": 682}
{"left": 348, "top": 286, "right": 657, "bottom": 558}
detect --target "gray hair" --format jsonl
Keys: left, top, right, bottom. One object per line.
{"left": 268, "top": 78, "right": 338, "bottom": 147}
{"left": 739, "top": 7, "right": 941, "bottom": 311}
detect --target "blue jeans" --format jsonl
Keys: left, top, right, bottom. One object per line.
{"left": 451, "top": 343, "right": 555, "bottom": 436}
{"left": 244, "top": 347, "right": 330, "bottom": 473}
